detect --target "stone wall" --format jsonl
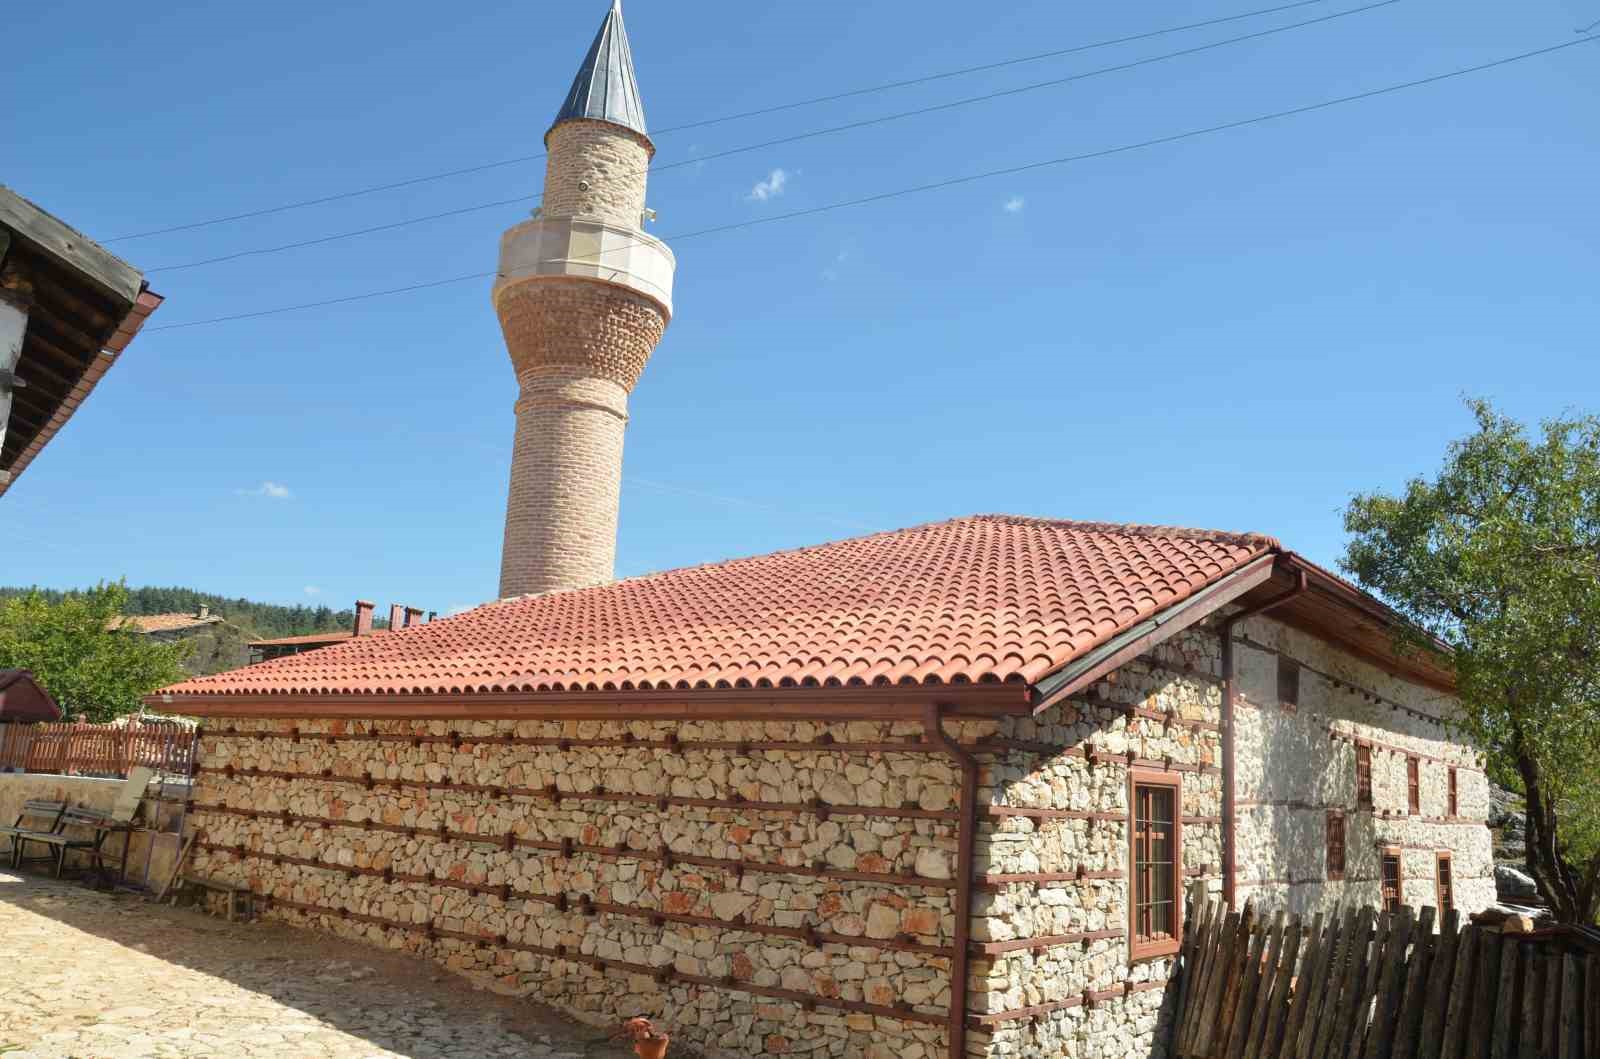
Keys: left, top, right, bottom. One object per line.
{"left": 0, "top": 771, "right": 187, "bottom": 886}
{"left": 969, "top": 630, "right": 1223, "bottom": 1059}
{"left": 188, "top": 718, "right": 982, "bottom": 1059}
{"left": 181, "top": 620, "right": 1489, "bottom": 1059}
{"left": 1229, "top": 614, "right": 1495, "bottom": 916}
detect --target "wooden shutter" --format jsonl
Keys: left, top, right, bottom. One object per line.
{"left": 1325, "top": 809, "right": 1346, "bottom": 880}
{"left": 1407, "top": 756, "right": 1421, "bottom": 815}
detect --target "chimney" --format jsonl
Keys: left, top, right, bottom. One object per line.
{"left": 404, "top": 606, "right": 425, "bottom": 629}
{"left": 388, "top": 603, "right": 405, "bottom": 631}
{"left": 354, "top": 600, "right": 375, "bottom": 637}
{"left": 197, "top": 604, "right": 210, "bottom": 620}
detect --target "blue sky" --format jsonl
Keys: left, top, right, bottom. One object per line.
{"left": 3, "top": 0, "right": 1596, "bottom": 615}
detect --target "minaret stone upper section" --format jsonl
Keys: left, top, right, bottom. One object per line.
{"left": 492, "top": 1, "right": 675, "bottom": 599}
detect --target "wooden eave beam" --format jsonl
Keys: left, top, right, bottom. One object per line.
{"left": 0, "top": 186, "right": 142, "bottom": 306}
{"left": 144, "top": 682, "right": 1034, "bottom": 721}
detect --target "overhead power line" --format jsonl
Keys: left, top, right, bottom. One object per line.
{"left": 145, "top": 34, "right": 1600, "bottom": 333}
{"left": 146, "top": 0, "right": 1403, "bottom": 274}
{"left": 108, "top": 0, "right": 1339, "bottom": 243}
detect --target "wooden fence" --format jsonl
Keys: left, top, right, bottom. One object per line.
{"left": 1171, "top": 895, "right": 1599, "bottom": 1059}
{"left": 0, "top": 720, "right": 196, "bottom": 778}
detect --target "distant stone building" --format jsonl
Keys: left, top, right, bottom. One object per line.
{"left": 116, "top": 606, "right": 249, "bottom": 676}
{"left": 148, "top": 7, "right": 1491, "bottom": 1059}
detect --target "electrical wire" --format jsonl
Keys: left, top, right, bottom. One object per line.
{"left": 144, "top": 34, "right": 1600, "bottom": 333}
{"left": 106, "top": 0, "right": 1340, "bottom": 243}
{"left": 144, "top": 0, "right": 1404, "bottom": 275}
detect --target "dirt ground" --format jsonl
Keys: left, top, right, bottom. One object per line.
{"left": 0, "top": 868, "right": 638, "bottom": 1059}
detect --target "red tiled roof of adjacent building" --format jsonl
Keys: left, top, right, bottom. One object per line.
{"left": 156, "top": 515, "right": 1274, "bottom": 700}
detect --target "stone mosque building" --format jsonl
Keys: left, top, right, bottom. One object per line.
{"left": 154, "top": 5, "right": 1493, "bottom": 1057}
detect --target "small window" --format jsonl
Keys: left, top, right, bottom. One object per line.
{"left": 1356, "top": 744, "right": 1373, "bottom": 809}
{"left": 1129, "top": 770, "right": 1183, "bottom": 961}
{"left": 1436, "top": 853, "right": 1454, "bottom": 912}
{"left": 1277, "top": 658, "right": 1300, "bottom": 710}
{"left": 1407, "top": 757, "right": 1421, "bottom": 815}
{"left": 1448, "top": 768, "right": 1459, "bottom": 818}
{"left": 1326, "top": 810, "right": 1346, "bottom": 880}
{"left": 1381, "top": 848, "right": 1403, "bottom": 912}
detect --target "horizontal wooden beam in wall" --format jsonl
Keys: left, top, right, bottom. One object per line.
{"left": 214, "top": 727, "right": 982, "bottom": 756}
{"left": 976, "top": 870, "right": 1124, "bottom": 890}
{"left": 191, "top": 806, "right": 959, "bottom": 892}
{"left": 152, "top": 683, "right": 1032, "bottom": 720}
{"left": 966, "top": 979, "right": 1168, "bottom": 1026}
{"left": 255, "top": 891, "right": 950, "bottom": 1027}
{"left": 195, "top": 840, "right": 954, "bottom": 956}
{"left": 971, "top": 929, "right": 1125, "bottom": 955}
{"left": 193, "top": 765, "right": 962, "bottom": 825}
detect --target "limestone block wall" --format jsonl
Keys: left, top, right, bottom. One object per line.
{"left": 967, "top": 627, "right": 1225, "bottom": 1059}
{"left": 541, "top": 119, "right": 651, "bottom": 224}
{"left": 1229, "top": 614, "right": 1494, "bottom": 916}
{"left": 188, "top": 717, "right": 995, "bottom": 1059}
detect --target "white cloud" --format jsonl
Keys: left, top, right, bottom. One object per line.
{"left": 1003, "top": 196, "right": 1026, "bottom": 214}
{"left": 237, "top": 481, "right": 292, "bottom": 500}
{"left": 747, "top": 168, "right": 789, "bottom": 203}
{"left": 822, "top": 248, "right": 851, "bottom": 282}
{"left": 304, "top": 586, "right": 322, "bottom": 597}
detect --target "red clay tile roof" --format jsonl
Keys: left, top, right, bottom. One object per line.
{"left": 155, "top": 515, "right": 1275, "bottom": 699}
{"left": 249, "top": 630, "right": 388, "bottom": 648}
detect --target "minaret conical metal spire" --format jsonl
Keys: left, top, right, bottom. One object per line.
{"left": 551, "top": 0, "right": 648, "bottom": 139}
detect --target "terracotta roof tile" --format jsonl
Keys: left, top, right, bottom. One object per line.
{"left": 157, "top": 515, "right": 1275, "bottom": 699}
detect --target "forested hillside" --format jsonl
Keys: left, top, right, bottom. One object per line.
{"left": 0, "top": 585, "right": 359, "bottom": 640}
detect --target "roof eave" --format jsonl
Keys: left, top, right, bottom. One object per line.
{"left": 1031, "top": 552, "right": 1280, "bottom": 714}
{"left": 143, "top": 682, "right": 1033, "bottom": 721}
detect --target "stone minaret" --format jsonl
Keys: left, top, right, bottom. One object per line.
{"left": 493, "top": 0, "right": 675, "bottom": 598}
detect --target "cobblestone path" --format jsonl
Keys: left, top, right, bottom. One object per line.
{"left": 0, "top": 869, "right": 622, "bottom": 1058}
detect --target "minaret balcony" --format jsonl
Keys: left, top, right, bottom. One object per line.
{"left": 494, "top": 215, "right": 675, "bottom": 319}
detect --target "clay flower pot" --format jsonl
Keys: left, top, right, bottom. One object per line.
{"left": 632, "top": 1038, "right": 670, "bottom": 1059}
{"left": 615, "top": 1017, "right": 669, "bottom": 1058}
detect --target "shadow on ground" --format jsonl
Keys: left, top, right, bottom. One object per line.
{"left": 0, "top": 869, "right": 682, "bottom": 1059}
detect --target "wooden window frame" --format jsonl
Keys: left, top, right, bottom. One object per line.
{"left": 1447, "top": 767, "right": 1459, "bottom": 818}
{"left": 1326, "top": 809, "right": 1346, "bottom": 881}
{"left": 1380, "top": 845, "right": 1403, "bottom": 913}
{"left": 1355, "top": 743, "right": 1373, "bottom": 809}
{"left": 1435, "top": 852, "right": 1454, "bottom": 913}
{"left": 1277, "top": 657, "right": 1300, "bottom": 712}
{"left": 1128, "top": 769, "right": 1183, "bottom": 963}
{"left": 1407, "top": 756, "right": 1421, "bottom": 816}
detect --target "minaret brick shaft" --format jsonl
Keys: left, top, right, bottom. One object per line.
{"left": 493, "top": 1, "right": 674, "bottom": 598}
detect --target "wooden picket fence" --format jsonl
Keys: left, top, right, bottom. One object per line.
{"left": 0, "top": 719, "right": 196, "bottom": 777}
{"left": 1171, "top": 894, "right": 1600, "bottom": 1059}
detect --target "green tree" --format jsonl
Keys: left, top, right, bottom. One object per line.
{"left": 0, "top": 582, "right": 188, "bottom": 721}
{"left": 1343, "top": 400, "right": 1600, "bottom": 923}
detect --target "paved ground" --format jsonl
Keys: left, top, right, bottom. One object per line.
{"left": 0, "top": 869, "right": 627, "bottom": 1059}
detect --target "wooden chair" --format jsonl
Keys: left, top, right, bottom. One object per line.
{"left": 0, "top": 799, "right": 67, "bottom": 866}
{"left": 13, "top": 806, "right": 114, "bottom": 878}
